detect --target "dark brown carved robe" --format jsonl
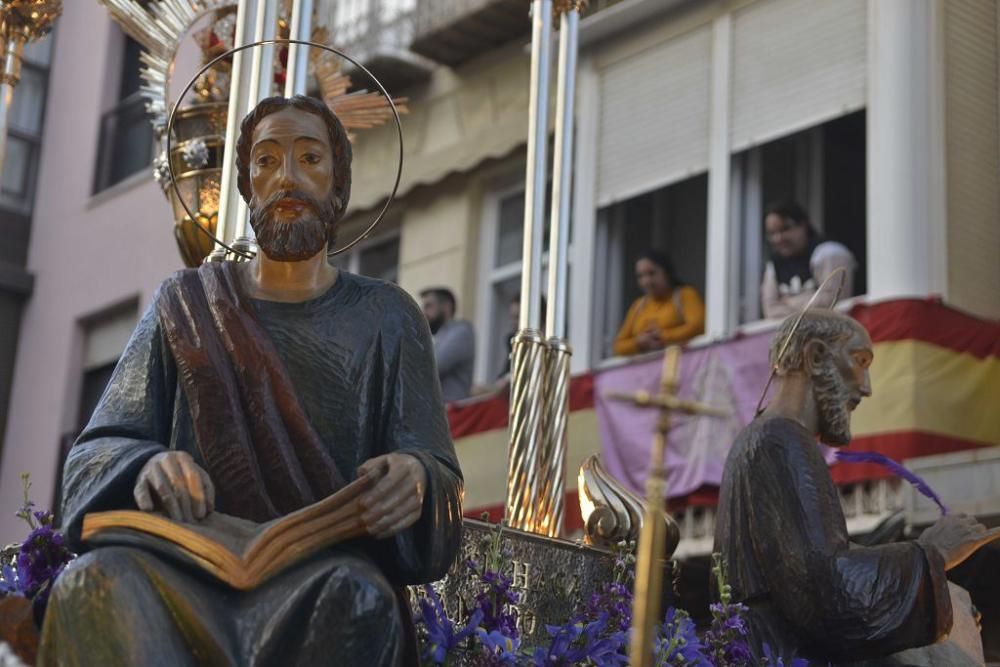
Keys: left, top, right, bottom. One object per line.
{"left": 40, "top": 263, "right": 464, "bottom": 666}
{"left": 713, "top": 416, "right": 952, "bottom": 666}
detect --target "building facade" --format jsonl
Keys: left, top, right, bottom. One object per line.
{"left": 0, "top": 0, "right": 997, "bottom": 557}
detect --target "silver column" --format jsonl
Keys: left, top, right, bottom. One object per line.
{"left": 230, "top": 0, "right": 278, "bottom": 255}
{"left": 0, "top": 38, "right": 23, "bottom": 185}
{"left": 210, "top": 0, "right": 258, "bottom": 261}
{"left": 505, "top": 0, "right": 553, "bottom": 535}
{"left": 537, "top": 2, "right": 582, "bottom": 538}
{"left": 283, "top": 0, "right": 314, "bottom": 98}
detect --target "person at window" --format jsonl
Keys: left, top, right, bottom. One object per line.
{"left": 421, "top": 287, "right": 475, "bottom": 402}
{"left": 761, "top": 201, "right": 856, "bottom": 320}
{"left": 613, "top": 250, "right": 705, "bottom": 356}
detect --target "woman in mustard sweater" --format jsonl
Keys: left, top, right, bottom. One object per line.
{"left": 613, "top": 250, "right": 705, "bottom": 356}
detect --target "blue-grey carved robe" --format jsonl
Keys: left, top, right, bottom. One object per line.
{"left": 39, "top": 264, "right": 463, "bottom": 667}
{"left": 713, "top": 416, "right": 952, "bottom": 666}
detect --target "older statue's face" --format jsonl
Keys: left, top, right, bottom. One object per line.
{"left": 248, "top": 108, "right": 337, "bottom": 261}
{"left": 813, "top": 325, "right": 874, "bottom": 445}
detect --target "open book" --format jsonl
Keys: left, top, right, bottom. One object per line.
{"left": 81, "top": 473, "right": 376, "bottom": 590}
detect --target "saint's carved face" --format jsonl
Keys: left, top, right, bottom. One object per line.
{"left": 248, "top": 108, "right": 338, "bottom": 261}
{"left": 812, "top": 325, "right": 874, "bottom": 445}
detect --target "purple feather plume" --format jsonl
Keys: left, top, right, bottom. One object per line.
{"left": 835, "top": 450, "right": 948, "bottom": 516}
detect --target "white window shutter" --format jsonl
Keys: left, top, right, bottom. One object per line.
{"left": 596, "top": 25, "right": 712, "bottom": 207}
{"left": 730, "top": 0, "right": 866, "bottom": 152}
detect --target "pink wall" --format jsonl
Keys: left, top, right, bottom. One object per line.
{"left": 0, "top": 1, "right": 183, "bottom": 541}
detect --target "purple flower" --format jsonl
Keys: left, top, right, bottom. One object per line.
{"left": 656, "top": 607, "right": 711, "bottom": 666}
{"left": 417, "top": 584, "right": 484, "bottom": 664}
{"left": 466, "top": 560, "right": 520, "bottom": 639}
{"left": 760, "top": 643, "right": 809, "bottom": 667}
{"left": 533, "top": 613, "right": 628, "bottom": 666}
{"left": 584, "top": 581, "right": 632, "bottom": 634}
{"left": 15, "top": 524, "right": 72, "bottom": 600}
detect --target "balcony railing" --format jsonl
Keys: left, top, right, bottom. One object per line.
{"left": 93, "top": 92, "right": 154, "bottom": 194}
{"left": 411, "top": 0, "right": 528, "bottom": 67}
{"left": 325, "top": 0, "right": 433, "bottom": 93}
{"left": 410, "top": 0, "right": 628, "bottom": 68}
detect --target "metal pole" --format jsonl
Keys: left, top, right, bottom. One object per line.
{"left": 506, "top": 0, "right": 552, "bottom": 535}
{"left": 230, "top": 0, "right": 277, "bottom": 253}
{"left": 0, "top": 35, "right": 24, "bottom": 184}
{"left": 545, "top": 4, "right": 579, "bottom": 340}
{"left": 0, "top": 82, "right": 10, "bottom": 181}
{"left": 283, "top": 0, "right": 314, "bottom": 97}
{"left": 537, "top": 1, "right": 582, "bottom": 538}
{"left": 518, "top": 0, "right": 552, "bottom": 331}
{"left": 210, "top": 0, "right": 258, "bottom": 261}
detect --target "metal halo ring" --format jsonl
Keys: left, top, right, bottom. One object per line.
{"left": 164, "top": 38, "right": 404, "bottom": 259}
{"left": 754, "top": 266, "right": 849, "bottom": 416}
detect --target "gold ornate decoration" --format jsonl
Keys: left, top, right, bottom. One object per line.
{"left": 101, "top": 1, "right": 407, "bottom": 266}
{"left": 553, "top": 0, "right": 587, "bottom": 15}
{"left": 505, "top": 328, "right": 550, "bottom": 534}
{"left": 607, "top": 346, "right": 727, "bottom": 667}
{"left": 754, "top": 266, "right": 849, "bottom": 415}
{"left": 577, "top": 453, "right": 681, "bottom": 552}
{"left": 536, "top": 337, "right": 571, "bottom": 537}
{"left": 0, "top": 0, "right": 60, "bottom": 85}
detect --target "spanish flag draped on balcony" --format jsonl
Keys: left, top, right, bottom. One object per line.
{"left": 445, "top": 298, "right": 1000, "bottom": 529}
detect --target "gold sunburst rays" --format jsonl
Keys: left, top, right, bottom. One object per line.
{"left": 101, "top": 0, "right": 236, "bottom": 136}
{"left": 308, "top": 25, "right": 408, "bottom": 134}
{"left": 102, "top": 0, "right": 405, "bottom": 138}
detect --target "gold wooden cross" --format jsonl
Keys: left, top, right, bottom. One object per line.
{"left": 607, "top": 345, "right": 728, "bottom": 667}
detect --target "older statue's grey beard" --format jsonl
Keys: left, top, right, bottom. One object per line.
{"left": 249, "top": 190, "right": 337, "bottom": 262}
{"left": 811, "top": 359, "right": 853, "bottom": 445}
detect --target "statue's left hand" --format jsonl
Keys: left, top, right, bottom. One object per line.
{"left": 356, "top": 453, "right": 428, "bottom": 539}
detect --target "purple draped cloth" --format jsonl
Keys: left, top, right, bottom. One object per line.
{"left": 594, "top": 332, "right": 836, "bottom": 499}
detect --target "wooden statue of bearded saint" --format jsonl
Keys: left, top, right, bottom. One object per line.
{"left": 714, "top": 310, "right": 1000, "bottom": 666}
{"left": 39, "top": 96, "right": 464, "bottom": 667}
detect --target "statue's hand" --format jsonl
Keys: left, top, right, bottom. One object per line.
{"left": 134, "top": 451, "right": 216, "bottom": 523}
{"left": 918, "top": 513, "right": 1000, "bottom": 570}
{"left": 356, "top": 453, "right": 427, "bottom": 539}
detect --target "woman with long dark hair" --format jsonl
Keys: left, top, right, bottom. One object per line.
{"left": 613, "top": 250, "right": 705, "bottom": 356}
{"left": 761, "top": 201, "right": 855, "bottom": 319}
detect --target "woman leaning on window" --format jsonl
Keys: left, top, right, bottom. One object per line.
{"left": 613, "top": 250, "right": 705, "bottom": 356}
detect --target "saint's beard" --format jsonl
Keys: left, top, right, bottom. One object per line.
{"left": 811, "top": 357, "right": 854, "bottom": 446}
{"left": 249, "top": 189, "right": 337, "bottom": 262}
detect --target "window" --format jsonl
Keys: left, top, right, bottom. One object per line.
{"left": 731, "top": 111, "right": 866, "bottom": 324}
{"left": 592, "top": 174, "right": 709, "bottom": 363}
{"left": 331, "top": 232, "right": 400, "bottom": 283}
{"left": 475, "top": 182, "right": 562, "bottom": 382}
{"left": 0, "top": 34, "right": 53, "bottom": 214}
{"left": 93, "top": 32, "right": 155, "bottom": 193}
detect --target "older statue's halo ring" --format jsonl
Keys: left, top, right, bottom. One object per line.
{"left": 165, "top": 38, "right": 404, "bottom": 260}
{"left": 754, "top": 266, "right": 849, "bottom": 416}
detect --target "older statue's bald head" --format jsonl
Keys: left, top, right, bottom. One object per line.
{"left": 769, "top": 310, "right": 873, "bottom": 445}
{"left": 769, "top": 310, "right": 870, "bottom": 374}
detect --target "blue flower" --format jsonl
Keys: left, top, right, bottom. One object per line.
{"left": 533, "top": 613, "right": 628, "bottom": 666}
{"left": 417, "top": 584, "right": 484, "bottom": 664}
{"left": 760, "top": 642, "right": 810, "bottom": 667}
{"left": 0, "top": 563, "right": 20, "bottom": 596}
{"left": 476, "top": 628, "right": 520, "bottom": 664}
{"left": 655, "top": 607, "right": 711, "bottom": 666}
